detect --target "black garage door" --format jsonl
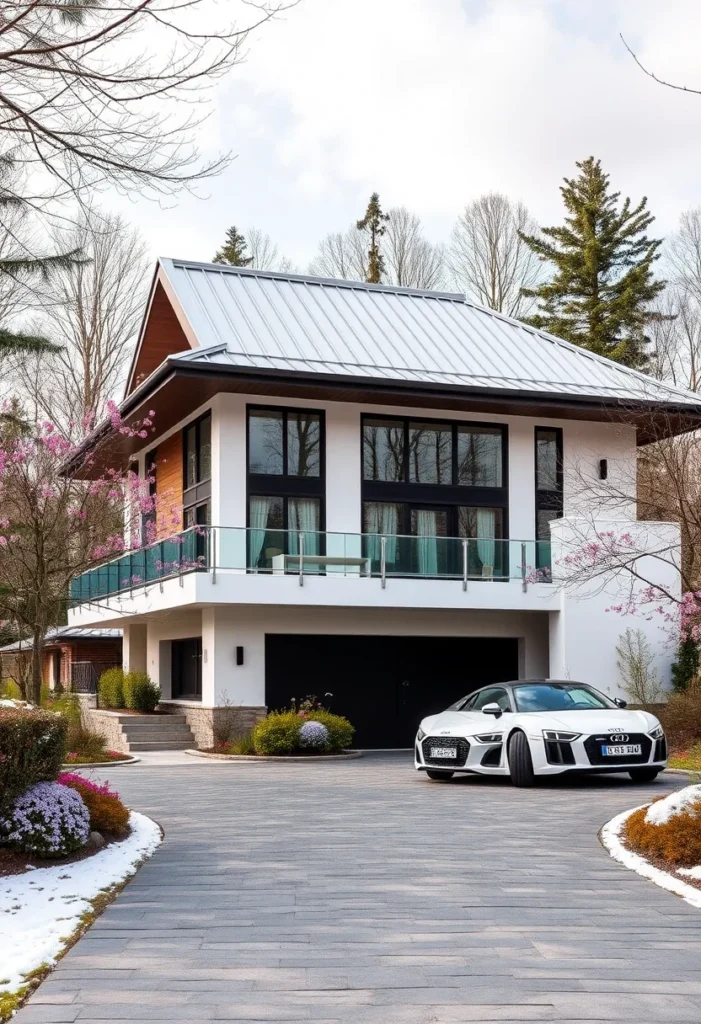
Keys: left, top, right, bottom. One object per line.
{"left": 265, "top": 634, "right": 519, "bottom": 748}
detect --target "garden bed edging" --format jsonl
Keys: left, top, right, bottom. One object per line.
{"left": 185, "top": 749, "right": 362, "bottom": 762}
{"left": 600, "top": 805, "right": 701, "bottom": 909}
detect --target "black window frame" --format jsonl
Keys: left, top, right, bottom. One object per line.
{"left": 182, "top": 412, "right": 212, "bottom": 512}
{"left": 246, "top": 404, "right": 326, "bottom": 535}
{"left": 534, "top": 426, "right": 563, "bottom": 544}
{"left": 361, "top": 412, "right": 509, "bottom": 539}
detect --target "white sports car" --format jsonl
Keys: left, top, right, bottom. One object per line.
{"left": 415, "top": 679, "right": 667, "bottom": 787}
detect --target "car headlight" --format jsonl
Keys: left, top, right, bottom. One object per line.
{"left": 543, "top": 730, "right": 581, "bottom": 741}
{"left": 475, "top": 732, "right": 503, "bottom": 743}
{"left": 416, "top": 727, "right": 426, "bottom": 741}
{"left": 649, "top": 724, "right": 664, "bottom": 740}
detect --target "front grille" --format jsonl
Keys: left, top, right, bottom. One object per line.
{"left": 545, "top": 739, "right": 576, "bottom": 765}
{"left": 422, "top": 736, "right": 469, "bottom": 767}
{"left": 655, "top": 736, "right": 667, "bottom": 762}
{"left": 584, "top": 733, "right": 652, "bottom": 766}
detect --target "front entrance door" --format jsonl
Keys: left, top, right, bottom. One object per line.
{"left": 172, "top": 637, "right": 202, "bottom": 700}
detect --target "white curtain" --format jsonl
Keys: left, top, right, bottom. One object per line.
{"left": 475, "top": 508, "right": 496, "bottom": 575}
{"left": 288, "top": 499, "right": 320, "bottom": 557}
{"left": 415, "top": 510, "right": 438, "bottom": 577}
{"left": 365, "top": 503, "right": 398, "bottom": 566}
{"left": 249, "top": 497, "right": 271, "bottom": 569}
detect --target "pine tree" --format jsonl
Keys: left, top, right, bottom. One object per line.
{"left": 519, "top": 157, "right": 665, "bottom": 368}
{"left": 671, "top": 635, "right": 700, "bottom": 691}
{"left": 356, "top": 193, "right": 390, "bottom": 284}
{"left": 0, "top": 163, "right": 84, "bottom": 359}
{"left": 213, "top": 226, "right": 252, "bottom": 267}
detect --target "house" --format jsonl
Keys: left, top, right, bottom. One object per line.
{"left": 64, "top": 260, "right": 701, "bottom": 747}
{"left": 0, "top": 626, "right": 122, "bottom": 694}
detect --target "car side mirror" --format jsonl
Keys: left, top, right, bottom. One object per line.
{"left": 614, "top": 697, "right": 628, "bottom": 708}
{"left": 482, "top": 702, "right": 502, "bottom": 717}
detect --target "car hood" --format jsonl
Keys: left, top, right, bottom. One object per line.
{"left": 420, "top": 707, "right": 659, "bottom": 737}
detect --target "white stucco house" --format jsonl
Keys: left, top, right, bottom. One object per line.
{"left": 65, "top": 259, "right": 701, "bottom": 747}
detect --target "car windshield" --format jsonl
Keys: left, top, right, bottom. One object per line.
{"left": 513, "top": 683, "right": 615, "bottom": 713}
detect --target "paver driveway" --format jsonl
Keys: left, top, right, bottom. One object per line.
{"left": 14, "top": 754, "right": 701, "bottom": 1024}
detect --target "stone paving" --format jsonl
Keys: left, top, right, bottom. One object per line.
{"left": 14, "top": 754, "right": 701, "bottom": 1023}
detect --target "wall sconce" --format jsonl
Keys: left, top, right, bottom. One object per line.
{"left": 236, "top": 646, "right": 244, "bottom": 666}
{"left": 599, "top": 458, "right": 608, "bottom": 480}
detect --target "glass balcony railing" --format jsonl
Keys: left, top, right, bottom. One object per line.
{"left": 70, "top": 526, "right": 552, "bottom": 602}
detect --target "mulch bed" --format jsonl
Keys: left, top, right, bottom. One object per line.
{"left": 620, "top": 820, "right": 701, "bottom": 894}
{"left": 64, "top": 752, "right": 132, "bottom": 765}
{"left": 0, "top": 829, "right": 132, "bottom": 879}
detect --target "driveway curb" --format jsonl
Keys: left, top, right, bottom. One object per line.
{"left": 184, "top": 749, "right": 363, "bottom": 762}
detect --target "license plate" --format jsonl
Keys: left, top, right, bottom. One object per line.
{"left": 601, "top": 744, "right": 642, "bottom": 757}
{"left": 430, "top": 746, "right": 457, "bottom": 759}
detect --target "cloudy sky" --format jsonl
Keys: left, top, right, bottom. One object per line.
{"left": 112, "top": 0, "right": 701, "bottom": 272}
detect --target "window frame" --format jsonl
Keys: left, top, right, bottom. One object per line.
{"left": 182, "top": 411, "right": 212, "bottom": 518}
{"left": 246, "top": 404, "right": 326, "bottom": 533}
{"left": 361, "top": 412, "right": 509, "bottom": 538}
{"left": 534, "top": 426, "right": 563, "bottom": 543}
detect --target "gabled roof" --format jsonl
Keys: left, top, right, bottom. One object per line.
{"left": 151, "top": 258, "right": 701, "bottom": 408}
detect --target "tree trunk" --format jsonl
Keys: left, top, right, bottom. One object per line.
{"left": 28, "top": 625, "right": 44, "bottom": 705}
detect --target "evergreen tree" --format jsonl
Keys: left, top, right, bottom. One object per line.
{"left": 356, "top": 193, "right": 390, "bottom": 284}
{"left": 671, "top": 635, "right": 700, "bottom": 691}
{"left": 213, "top": 226, "right": 252, "bottom": 267}
{"left": 520, "top": 157, "right": 665, "bottom": 368}
{"left": 0, "top": 165, "right": 83, "bottom": 359}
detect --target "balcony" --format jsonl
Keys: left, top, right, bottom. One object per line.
{"left": 70, "top": 527, "right": 552, "bottom": 603}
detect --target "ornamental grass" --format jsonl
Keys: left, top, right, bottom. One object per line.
{"left": 625, "top": 796, "right": 701, "bottom": 868}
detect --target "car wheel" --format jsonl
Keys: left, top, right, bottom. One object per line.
{"left": 426, "top": 770, "right": 454, "bottom": 781}
{"left": 508, "top": 731, "right": 535, "bottom": 787}
{"left": 628, "top": 768, "right": 661, "bottom": 783}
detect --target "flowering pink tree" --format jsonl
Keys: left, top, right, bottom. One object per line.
{"left": 0, "top": 407, "right": 157, "bottom": 703}
{"left": 553, "top": 523, "right": 697, "bottom": 641}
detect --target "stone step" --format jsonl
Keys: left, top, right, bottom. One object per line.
{"left": 128, "top": 740, "right": 194, "bottom": 751}
{"left": 114, "top": 716, "right": 189, "bottom": 727}
{"left": 121, "top": 730, "right": 193, "bottom": 742}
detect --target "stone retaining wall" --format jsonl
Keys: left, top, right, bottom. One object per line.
{"left": 161, "top": 704, "right": 267, "bottom": 749}
{"left": 77, "top": 697, "right": 129, "bottom": 753}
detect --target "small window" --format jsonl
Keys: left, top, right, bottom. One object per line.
{"left": 457, "top": 425, "right": 503, "bottom": 487}
{"left": 199, "top": 416, "right": 211, "bottom": 482}
{"left": 536, "top": 429, "right": 560, "bottom": 492}
{"left": 408, "top": 422, "right": 452, "bottom": 484}
{"left": 249, "top": 410, "right": 284, "bottom": 475}
{"left": 363, "top": 418, "right": 405, "bottom": 481}
{"left": 184, "top": 414, "right": 212, "bottom": 488}
{"left": 185, "top": 424, "right": 197, "bottom": 488}
{"left": 287, "top": 412, "right": 321, "bottom": 477}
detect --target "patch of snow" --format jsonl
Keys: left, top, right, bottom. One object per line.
{"left": 644, "top": 783, "right": 701, "bottom": 825}
{"left": 679, "top": 865, "right": 701, "bottom": 880}
{"left": 0, "top": 811, "right": 161, "bottom": 996}
{"left": 601, "top": 805, "right": 701, "bottom": 909}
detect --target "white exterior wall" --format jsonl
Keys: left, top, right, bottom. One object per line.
{"left": 549, "top": 518, "right": 681, "bottom": 699}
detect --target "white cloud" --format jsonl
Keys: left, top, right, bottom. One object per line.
{"left": 111, "top": 0, "right": 701, "bottom": 269}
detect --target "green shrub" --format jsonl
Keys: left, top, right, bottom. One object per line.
{"left": 123, "top": 671, "right": 160, "bottom": 712}
{"left": 98, "top": 667, "right": 124, "bottom": 709}
{"left": 0, "top": 707, "right": 67, "bottom": 811}
{"left": 225, "top": 730, "right": 256, "bottom": 755}
{"left": 304, "top": 710, "right": 354, "bottom": 751}
{"left": 67, "top": 724, "right": 108, "bottom": 761}
{"left": 0, "top": 679, "right": 22, "bottom": 700}
{"left": 252, "top": 711, "right": 302, "bottom": 755}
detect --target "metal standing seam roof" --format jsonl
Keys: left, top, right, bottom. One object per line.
{"left": 156, "top": 258, "right": 701, "bottom": 407}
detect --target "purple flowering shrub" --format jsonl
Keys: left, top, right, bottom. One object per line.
{"left": 299, "top": 720, "right": 330, "bottom": 750}
{"left": 0, "top": 781, "right": 90, "bottom": 857}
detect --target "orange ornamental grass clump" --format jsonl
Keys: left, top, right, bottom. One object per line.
{"left": 624, "top": 785, "right": 701, "bottom": 868}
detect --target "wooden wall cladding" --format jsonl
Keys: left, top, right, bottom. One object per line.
{"left": 155, "top": 430, "right": 183, "bottom": 537}
{"left": 128, "top": 281, "right": 192, "bottom": 393}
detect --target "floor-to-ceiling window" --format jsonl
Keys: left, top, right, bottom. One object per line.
{"left": 534, "top": 427, "right": 563, "bottom": 570}
{"left": 361, "top": 415, "right": 508, "bottom": 577}
{"left": 247, "top": 406, "right": 324, "bottom": 570}
{"left": 182, "top": 412, "right": 212, "bottom": 563}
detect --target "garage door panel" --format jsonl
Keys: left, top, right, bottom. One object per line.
{"left": 265, "top": 635, "right": 519, "bottom": 749}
